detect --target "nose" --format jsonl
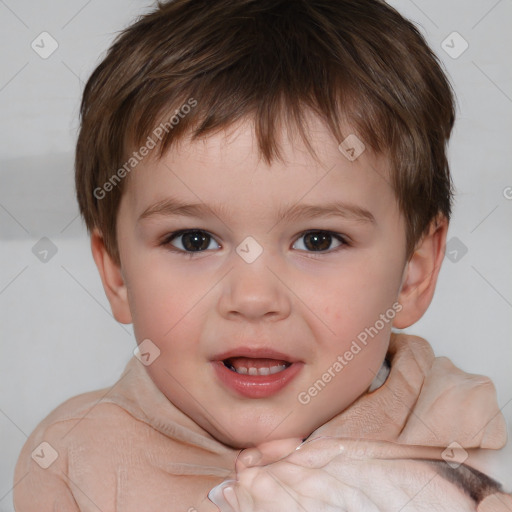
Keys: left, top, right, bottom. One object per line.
{"left": 217, "top": 252, "right": 292, "bottom": 322}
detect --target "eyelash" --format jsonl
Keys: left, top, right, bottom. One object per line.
{"left": 160, "top": 229, "right": 350, "bottom": 258}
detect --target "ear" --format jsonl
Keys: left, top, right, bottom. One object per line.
{"left": 90, "top": 228, "right": 133, "bottom": 324}
{"left": 394, "top": 215, "right": 448, "bottom": 328}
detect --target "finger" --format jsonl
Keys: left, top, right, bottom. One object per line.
{"left": 237, "top": 462, "right": 381, "bottom": 511}
{"left": 236, "top": 437, "right": 303, "bottom": 471}
{"left": 208, "top": 480, "right": 240, "bottom": 512}
{"left": 270, "top": 456, "right": 475, "bottom": 511}
{"left": 286, "top": 437, "right": 481, "bottom": 468}
{"left": 268, "top": 463, "right": 381, "bottom": 511}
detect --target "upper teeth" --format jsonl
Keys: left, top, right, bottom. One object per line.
{"left": 232, "top": 365, "right": 287, "bottom": 376}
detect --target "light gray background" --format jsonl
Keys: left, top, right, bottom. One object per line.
{"left": 1, "top": 0, "right": 511, "bottom": 509}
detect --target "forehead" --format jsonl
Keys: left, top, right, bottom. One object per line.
{"left": 120, "top": 115, "right": 397, "bottom": 226}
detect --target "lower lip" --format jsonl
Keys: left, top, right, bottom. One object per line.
{"left": 212, "top": 361, "right": 303, "bottom": 399}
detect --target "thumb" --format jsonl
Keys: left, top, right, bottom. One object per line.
{"left": 236, "top": 437, "right": 304, "bottom": 472}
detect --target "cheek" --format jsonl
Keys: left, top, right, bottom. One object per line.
{"left": 309, "top": 253, "right": 403, "bottom": 376}
{"left": 325, "top": 260, "right": 402, "bottom": 328}
{"left": 125, "top": 255, "right": 208, "bottom": 344}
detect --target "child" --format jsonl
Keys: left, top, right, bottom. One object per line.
{"left": 14, "top": 0, "right": 510, "bottom": 510}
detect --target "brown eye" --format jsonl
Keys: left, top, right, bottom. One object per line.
{"left": 293, "top": 231, "right": 345, "bottom": 252}
{"left": 166, "top": 230, "right": 219, "bottom": 252}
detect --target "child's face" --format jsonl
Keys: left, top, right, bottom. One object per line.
{"left": 115, "top": 116, "right": 409, "bottom": 448}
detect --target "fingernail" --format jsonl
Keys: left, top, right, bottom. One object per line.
{"left": 223, "top": 485, "right": 240, "bottom": 510}
{"left": 239, "top": 449, "right": 262, "bottom": 467}
{"left": 208, "top": 480, "right": 237, "bottom": 511}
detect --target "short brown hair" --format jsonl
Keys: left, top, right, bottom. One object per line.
{"left": 75, "top": 0, "right": 455, "bottom": 265}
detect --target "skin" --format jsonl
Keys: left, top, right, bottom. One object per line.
{"left": 91, "top": 114, "right": 448, "bottom": 449}
{"left": 213, "top": 439, "right": 478, "bottom": 511}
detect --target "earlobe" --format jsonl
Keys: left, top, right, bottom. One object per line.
{"left": 394, "top": 216, "right": 448, "bottom": 328}
{"left": 90, "top": 228, "right": 133, "bottom": 325}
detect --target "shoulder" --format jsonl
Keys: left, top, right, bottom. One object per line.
{"left": 25, "top": 384, "right": 134, "bottom": 440}
{"left": 13, "top": 386, "right": 139, "bottom": 509}
{"left": 16, "top": 382, "right": 143, "bottom": 459}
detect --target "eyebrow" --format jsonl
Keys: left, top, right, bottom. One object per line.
{"left": 138, "top": 197, "right": 375, "bottom": 224}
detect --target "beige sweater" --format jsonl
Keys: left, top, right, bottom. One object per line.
{"left": 13, "top": 334, "right": 511, "bottom": 511}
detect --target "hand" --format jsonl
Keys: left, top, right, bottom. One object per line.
{"left": 209, "top": 437, "right": 478, "bottom": 511}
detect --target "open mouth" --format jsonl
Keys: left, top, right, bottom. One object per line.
{"left": 222, "top": 357, "right": 292, "bottom": 376}
{"left": 213, "top": 351, "right": 302, "bottom": 398}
